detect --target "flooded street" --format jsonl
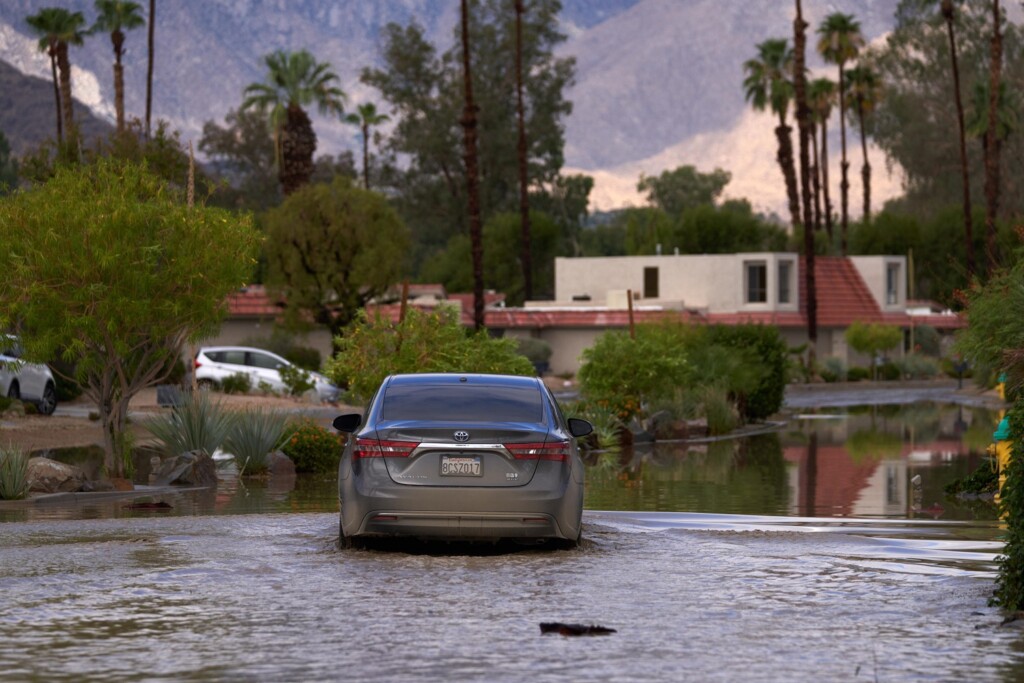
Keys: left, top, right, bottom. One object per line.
{"left": 2, "top": 400, "right": 1024, "bottom": 680}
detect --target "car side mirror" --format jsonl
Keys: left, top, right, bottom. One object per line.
{"left": 568, "top": 418, "right": 593, "bottom": 438}
{"left": 333, "top": 413, "right": 362, "bottom": 433}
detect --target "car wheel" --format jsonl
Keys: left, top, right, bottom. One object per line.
{"left": 6, "top": 382, "right": 19, "bottom": 400}
{"left": 36, "top": 383, "right": 57, "bottom": 416}
{"left": 197, "top": 379, "right": 217, "bottom": 391}
{"left": 339, "top": 517, "right": 365, "bottom": 550}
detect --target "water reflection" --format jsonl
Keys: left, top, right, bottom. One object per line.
{"left": 5, "top": 402, "right": 1002, "bottom": 524}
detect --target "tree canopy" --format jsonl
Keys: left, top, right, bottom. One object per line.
{"left": 0, "top": 159, "right": 260, "bottom": 476}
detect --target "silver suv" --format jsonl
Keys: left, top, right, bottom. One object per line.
{"left": 1, "top": 336, "right": 57, "bottom": 415}
{"left": 193, "top": 346, "right": 339, "bottom": 402}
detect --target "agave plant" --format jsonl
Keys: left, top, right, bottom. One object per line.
{"left": 145, "top": 391, "right": 235, "bottom": 457}
{"left": 225, "top": 407, "right": 290, "bottom": 476}
{"left": 0, "top": 445, "right": 30, "bottom": 500}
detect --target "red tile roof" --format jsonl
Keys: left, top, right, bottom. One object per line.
{"left": 226, "top": 285, "right": 282, "bottom": 318}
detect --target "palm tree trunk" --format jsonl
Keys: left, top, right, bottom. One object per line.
{"left": 775, "top": 116, "right": 800, "bottom": 229}
{"left": 811, "top": 122, "right": 822, "bottom": 233}
{"left": 820, "top": 118, "right": 833, "bottom": 240}
{"left": 943, "top": 3, "right": 975, "bottom": 278}
{"left": 48, "top": 47, "right": 62, "bottom": 144}
{"left": 55, "top": 42, "right": 75, "bottom": 136}
{"left": 856, "top": 101, "right": 871, "bottom": 225}
{"left": 984, "top": 0, "right": 1002, "bottom": 276}
{"left": 795, "top": 0, "right": 817, "bottom": 364}
{"left": 514, "top": 0, "right": 533, "bottom": 302}
{"left": 113, "top": 30, "right": 125, "bottom": 133}
{"left": 361, "top": 122, "right": 370, "bottom": 189}
{"left": 838, "top": 63, "right": 850, "bottom": 255}
{"left": 460, "top": 0, "right": 485, "bottom": 331}
{"left": 280, "top": 104, "right": 316, "bottom": 195}
{"left": 146, "top": 0, "right": 155, "bottom": 139}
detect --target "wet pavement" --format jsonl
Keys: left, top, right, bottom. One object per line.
{"left": 0, "top": 512, "right": 1021, "bottom": 682}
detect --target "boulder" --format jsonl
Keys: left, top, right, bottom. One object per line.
{"left": 26, "top": 457, "right": 86, "bottom": 493}
{"left": 266, "top": 450, "right": 296, "bottom": 477}
{"left": 150, "top": 450, "right": 217, "bottom": 488}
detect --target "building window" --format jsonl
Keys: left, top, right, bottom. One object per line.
{"left": 745, "top": 262, "right": 767, "bottom": 303}
{"left": 778, "top": 261, "right": 792, "bottom": 304}
{"left": 886, "top": 263, "right": 900, "bottom": 305}
{"left": 643, "top": 267, "right": 659, "bottom": 299}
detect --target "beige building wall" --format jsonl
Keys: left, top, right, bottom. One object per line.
{"left": 850, "top": 255, "right": 907, "bottom": 313}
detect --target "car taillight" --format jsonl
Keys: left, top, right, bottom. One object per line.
{"left": 353, "top": 437, "right": 418, "bottom": 458}
{"left": 505, "top": 441, "right": 570, "bottom": 461}
{"left": 194, "top": 359, "right": 202, "bottom": 369}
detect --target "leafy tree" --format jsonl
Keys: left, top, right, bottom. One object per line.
{"left": 343, "top": 102, "right": 390, "bottom": 190}
{"left": 199, "top": 106, "right": 281, "bottom": 211}
{"left": 362, "top": 0, "right": 575, "bottom": 269}
{"left": 263, "top": 176, "right": 410, "bottom": 340}
{"left": 817, "top": 12, "right": 864, "bottom": 253}
{"left": 845, "top": 321, "right": 903, "bottom": 379}
{"left": 243, "top": 49, "right": 347, "bottom": 195}
{"left": 636, "top": 165, "right": 731, "bottom": 217}
{"left": 0, "top": 159, "right": 260, "bottom": 477}
{"left": 91, "top": 0, "right": 145, "bottom": 133}
{"left": 0, "top": 131, "right": 17, "bottom": 194}
{"left": 326, "top": 307, "right": 535, "bottom": 404}
{"left": 674, "top": 201, "right": 787, "bottom": 255}
{"left": 846, "top": 63, "right": 884, "bottom": 224}
{"left": 743, "top": 38, "right": 799, "bottom": 228}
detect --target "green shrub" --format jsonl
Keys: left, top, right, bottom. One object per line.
{"left": 0, "top": 445, "right": 29, "bottom": 500}
{"left": 846, "top": 322, "right": 903, "bottom": 380}
{"left": 326, "top": 308, "right": 535, "bottom": 404}
{"left": 256, "top": 380, "right": 278, "bottom": 397}
{"left": 847, "top": 366, "right": 870, "bottom": 382}
{"left": 993, "top": 404, "right": 1024, "bottom": 609}
{"left": 563, "top": 399, "right": 623, "bottom": 451}
{"left": 699, "top": 385, "right": 739, "bottom": 435}
{"left": 145, "top": 391, "right": 236, "bottom": 457}
{"left": 220, "top": 372, "right": 252, "bottom": 395}
{"left": 279, "top": 363, "right": 315, "bottom": 396}
{"left": 819, "top": 357, "right": 847, "bottom": 383}
{"left": 878, "top": 362, "right": 901, "bottom": 381}
{"left": 284, "top": 346, "right": 322, "bottom": 372}
{"left": 895, "top": 353, "right": 941, "bottom": 380}
{"left": 578, "top": 323, "right": 691, "bottom": 422}
{"left": 280, "top": 419, "right": 346, "bottom": 473}
{"left": 515, "top": 337, "right": 553, "bottom": 364}
{"left": 226, "top": 407, "right": 290, "bottom": 476}
{"left": 704, "top": 324, "right": 788, "bottom": 421}
{"left": 0, "top": 396, "right": 12, "bottom": 412}
{"left": 911, "top": 324, "right": 941, "bottom": 357}
{"left": 944, "top": 459, "right": 998, "bottom": 496}
{"left": 941, "top": 357, "right": 973, "bottom": 379}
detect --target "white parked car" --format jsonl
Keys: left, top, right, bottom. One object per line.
{"left": 0, "top": 336, "right": 57, "bottom": 415}
{"left": 193, "top": 346, "right": 339, "bottom": 402}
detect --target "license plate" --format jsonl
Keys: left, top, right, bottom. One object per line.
{"left": 440, "top": 455, "right": 482, "bottom": 477}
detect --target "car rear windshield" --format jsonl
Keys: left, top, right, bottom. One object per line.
{"left": 381, "top": 384, "right": 545, "bottom": 423}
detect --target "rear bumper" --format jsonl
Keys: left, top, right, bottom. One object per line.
{"left": 340, "top": 461, "right": 583, "bottom": 542}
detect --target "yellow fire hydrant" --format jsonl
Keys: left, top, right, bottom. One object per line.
{"left": 992, "top": 416, "right": 1012, "bottom": 506}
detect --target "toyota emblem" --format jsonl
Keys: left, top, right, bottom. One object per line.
{"left": 453, "top": 430, "right": 470, "bottom": 442}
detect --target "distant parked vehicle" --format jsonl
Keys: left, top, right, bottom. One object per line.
{"left": 333, "top": 372, "right": 593, "bottom": 548}
{"left": 0, "top": 335, "right": 57, "bottom": 415}
{"left": 193, "top": 346, "right": 339, "bottom": 402}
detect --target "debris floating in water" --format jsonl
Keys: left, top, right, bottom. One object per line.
{"left": 540, "top": 622, "right": 617, "bottom": 636}
{"left": 124, "top": 501, "right": 173, "bottom": 510}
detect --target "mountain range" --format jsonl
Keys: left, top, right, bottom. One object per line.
{"left": 0, "top": 0, "right": 918, "bottom": 214}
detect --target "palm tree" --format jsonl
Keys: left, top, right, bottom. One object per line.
{"left": 514, "top": 0, "right": 533, "bottom": 302}
{"left": 845, "top": 64, "right": 882, "bottom": 225}
{"left": 243, "top": 49, "right": 347, "bottom": 195}
{"left": 460, "top": 0, "right": 485, "bottom": 331}
{"left": 145, "top": 0, "right": 153, "bottom": 138}
{"left": 343, "top": 102, "right": 389, "bottom": 190}
{"left": 817, "top": 12, "right": 864, "bottom": 255}
{"left": 25, "top": 8, "right": 66, "bottom": 143}
{"left": 808, "top": 78, "right": 836, "bottom": 239}
{"left": 794, "top": 0, "right": 817, "bottom": 367}
{"left": 92, "top": 0, "right": 145, "bottom": 133}
{"left": 984, "top": 0, "right": 1003, "bottom": 275}
{"left": 743, "top": 38, "right": 800, "bottom": 228}
{"left": 26, "top": 8, "right": 85, "bottom": 141}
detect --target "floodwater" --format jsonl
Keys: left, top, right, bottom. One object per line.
{"left": 2, "top": 401, "right": 1024, "bottom": 681}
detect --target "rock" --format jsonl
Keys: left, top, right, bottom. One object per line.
{"left": 109, "top": 478, "right": 134, "bottom": 491}
{"left": 26, "top": 457, "right": 86, "bottom": 493}
{"left": 80, "top": 480, "right": 116, "bottom": 493}
{"left": 266, "top": 450, "right": 296, "bottom": 477}
{"left": 150, "top": 450, "right": 217, "bottom": 488}
{"left": 540, "top": 622, "right": 617, "bottom": 636}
